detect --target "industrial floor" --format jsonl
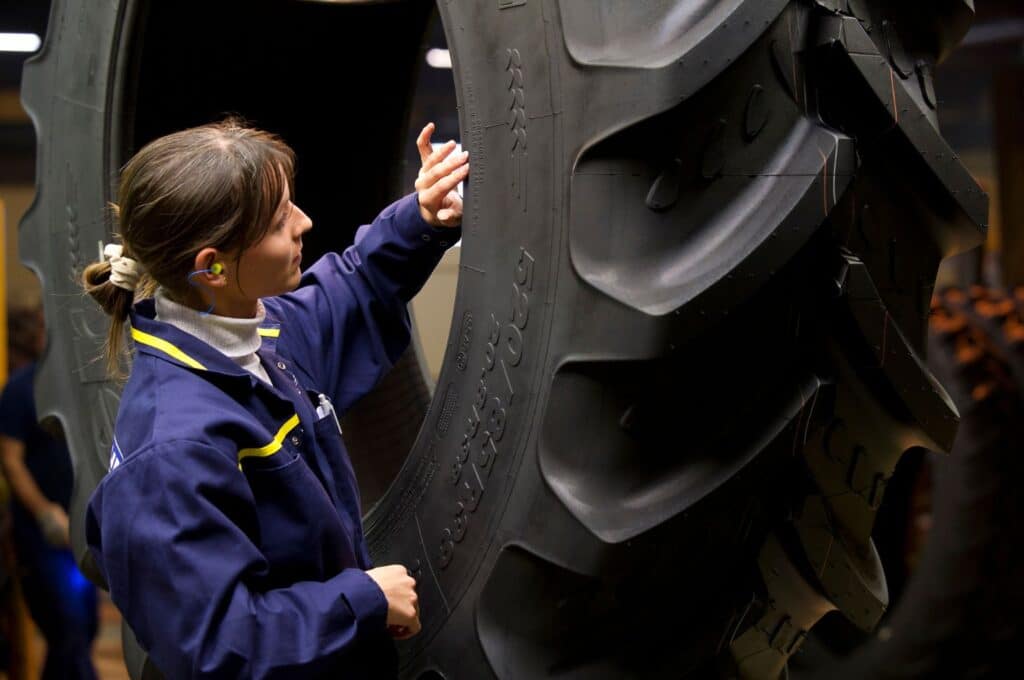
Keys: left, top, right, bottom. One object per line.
{"left": 24, "top": 590, "right": 129, "bottom": 680}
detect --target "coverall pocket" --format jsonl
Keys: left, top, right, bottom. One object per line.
{"left": 243, "top": 448, "right": 350, "bottom": 584}
{"left": 239, "top": 447, "right": 301, "bottom": 474}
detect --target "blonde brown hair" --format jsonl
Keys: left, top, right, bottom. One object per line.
{"left": 82, "top": 118, "right": 296, "bottom": 375}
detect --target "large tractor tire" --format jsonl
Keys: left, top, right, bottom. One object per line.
{"left": 20, "top": 0, "right": 990, "bottom": 677}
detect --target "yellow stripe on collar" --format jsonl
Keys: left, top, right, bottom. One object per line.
{"left": 130, "top": 328, "right": 206, "bottom": 370}
{"left": 238, "top": 414, "right": 300, "bottom": 461}
{"left": 258, "top": 328, "right": 281, "bottom": 338}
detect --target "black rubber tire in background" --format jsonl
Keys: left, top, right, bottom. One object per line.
{"left": 793, "top": 286, "right": 1024, "bottom": 679}
{"left": 867, "top": 287, "right": 1024, "bottom": 679}
{"left": 20, "top": 1, "right": 992, "bottom": 678}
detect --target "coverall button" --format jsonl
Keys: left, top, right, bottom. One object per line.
{"left": 421, "top": 233, "right": 431, "bottom": 242}
{"left": 290, "top": 435, "right": 301, "bottom": 446}
{"left": 277, "top": 361, "right": 287, "bottom": 370}
{"left": 440, "top": 241, "right": 449, "bottom": 248}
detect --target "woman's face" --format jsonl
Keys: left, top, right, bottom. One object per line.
{"left": 220, "top": 184, "right": 312, "bottom": 313}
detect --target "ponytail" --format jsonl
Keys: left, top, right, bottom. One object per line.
{"left": 81, "top": 248, "right": 155, "bottom": 378}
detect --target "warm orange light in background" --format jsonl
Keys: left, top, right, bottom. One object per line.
{"left": 0, "top": 89, "right": 29, "bottom": 124}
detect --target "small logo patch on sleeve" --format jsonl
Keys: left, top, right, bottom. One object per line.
{"left": 109, "top": 438, "right": 125, "bottom": 471}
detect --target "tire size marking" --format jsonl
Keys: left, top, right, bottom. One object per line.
{"left": 438, "top": 248, "right": 535, "bottom": 569}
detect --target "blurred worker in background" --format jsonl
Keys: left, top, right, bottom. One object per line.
{"left": 0, "top": 311, "right": 97, "bottom": 680}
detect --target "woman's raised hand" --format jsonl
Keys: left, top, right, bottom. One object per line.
{"left": 415, "top": 122, "right": 468, "bottom": 228}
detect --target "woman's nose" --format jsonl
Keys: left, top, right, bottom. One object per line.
{"left": 293, "top": 205, "right": 313, "bottom": 235}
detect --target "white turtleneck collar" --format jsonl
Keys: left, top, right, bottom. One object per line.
{"left": 154, "top": 290, "right": 272, "bottom": 384}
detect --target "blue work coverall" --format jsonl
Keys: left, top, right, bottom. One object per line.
{"left": 86, "top": 194, "right": 458, "bottom": 679}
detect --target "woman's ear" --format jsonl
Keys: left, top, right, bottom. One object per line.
{"left": 193, "top": 247, "right": 228, "bottom": 288}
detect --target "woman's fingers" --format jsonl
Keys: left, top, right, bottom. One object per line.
{"left": 366, "top": 563, "right": 422, "bottom": 629}
{"left": 395, "top": 617, "right": 422, "bottom": 640}
{"left": 416, "top": 151, "right": 468, "bottom": 196}
{"left": 417, "top": 144, "right": 462, "bottom": 187}
{"left": 424, "top": 141, "right": 457, "bottom": 173}
{"left": 419, "top": 139, "right": 457, "bottom": 177}
{"left": 416, "top": 123, "right": 435, "bottom": 164}
{"left": 420, "top": 164, "right": 469, "bottom": 209}
{"left": 413, "top": 123, "right": 467, "bottom": 226}
{"left": 436, "top": 193, "right": 464, "bottom": 226}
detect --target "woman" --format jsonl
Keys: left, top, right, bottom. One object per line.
{"left": 81, "top": 118, "right": 468, "bottom": 678}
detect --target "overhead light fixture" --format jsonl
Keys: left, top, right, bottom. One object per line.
{"left": 0, "top": 33, "right": 41, "bottom": 53}
{"left": 426, "top": 48, "right": 451, "bottom": 69}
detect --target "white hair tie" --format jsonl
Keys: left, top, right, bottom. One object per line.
{"left": 103, "top": 243, "right": 144, "bottom": 292}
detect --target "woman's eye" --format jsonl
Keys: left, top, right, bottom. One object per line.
{"left": 275, "top": 205, "right": 293, "bottom": 231}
